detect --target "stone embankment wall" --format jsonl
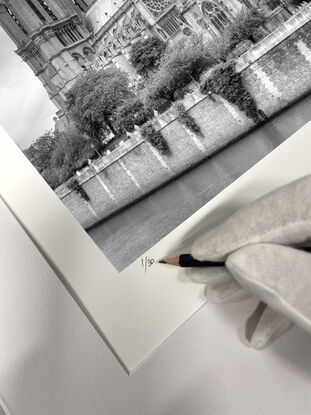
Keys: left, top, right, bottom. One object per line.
{"left": 56, "top": 5, "right": 311, "bottom": 229}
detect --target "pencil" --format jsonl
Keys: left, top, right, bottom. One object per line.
{"left": 159, "top": 247, "right": 311, "bottom": 268}
{"left": 159, "top": 254, "right": 223, "bottom": 268}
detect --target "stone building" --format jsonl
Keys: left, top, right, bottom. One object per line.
{"left": 0, "top": 0, "right": 279, "bottom": 123}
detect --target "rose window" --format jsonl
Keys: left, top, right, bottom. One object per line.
{"left": 141, "top": 0, "right": 174, "bottom": 16}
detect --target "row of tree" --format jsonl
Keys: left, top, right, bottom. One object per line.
{"left": 25, "top": 0, "right": 309, "bottom": 189}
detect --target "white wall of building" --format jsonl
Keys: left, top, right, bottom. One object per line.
{"left": 85, "top": 0, "right": 128, "bottom": 35}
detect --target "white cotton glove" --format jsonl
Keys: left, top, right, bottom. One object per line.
{"left": 189, "top": 175, "right": 311, "bottom": 349}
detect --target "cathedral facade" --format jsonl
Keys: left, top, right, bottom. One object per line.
{"left": 0, "top": 0, "right": 263, "bottom": 122}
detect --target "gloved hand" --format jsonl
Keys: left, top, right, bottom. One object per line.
{"left": 189, "top": 175, "right": 311, "bottom": 350}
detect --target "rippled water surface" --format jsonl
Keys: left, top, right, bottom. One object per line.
{"left": 88, "top": 95, "right": 311, "bottom": 271}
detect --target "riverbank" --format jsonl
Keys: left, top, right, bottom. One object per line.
{"left": 89, "top": 93, "right": 311, "bottom": 271}
{"left": 56, "top": 6, "right": 311, "bottom": 229}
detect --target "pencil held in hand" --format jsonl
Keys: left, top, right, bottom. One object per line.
{"left": 159, "top": 254, "right": 223, "bottom": 268}
{"left": 160, "top": 247, "right": 311, "bottom": 268}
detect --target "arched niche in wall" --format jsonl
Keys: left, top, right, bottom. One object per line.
{"left": 72, "top": 52, "right": 87, "bottom": 68}
{"left": 82, "top": 46, "right": 96, "bottom": 62}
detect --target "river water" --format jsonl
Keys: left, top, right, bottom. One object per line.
{"left": 88, "top": 95, "right": 311, "bottom": 271}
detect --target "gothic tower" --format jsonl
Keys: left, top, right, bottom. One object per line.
{"left": 0, "top": 0, "right": 251, "bottom": 127}
{"left": 0, "top": 0, "right": 96, "bottom": 122}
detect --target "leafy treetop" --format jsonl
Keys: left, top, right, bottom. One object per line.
{"left": 129, "top": 36, "right": 167, "bottom": 77}
{"left": 24, "top": 128, "right": 94, "bottom": 189}
{"left": 66, "top": 68, "right": 133, "bottom": 138}
{"left": 142, "top": 34, "right": 216, "bottom": 109}
{"left": 113, "top": 97, "right": 153, "bottom": 133}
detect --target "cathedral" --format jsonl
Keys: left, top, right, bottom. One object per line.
{"left": 0, "top": 0, "right": 271, "bottom": 124}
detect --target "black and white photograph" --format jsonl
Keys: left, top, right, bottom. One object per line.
{"left": 1, "top": 0, "right": 311, "bottom": 272}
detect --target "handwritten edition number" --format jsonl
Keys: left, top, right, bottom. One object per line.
{"left": 141, "top": 257, "right": 155, "bottom": 273}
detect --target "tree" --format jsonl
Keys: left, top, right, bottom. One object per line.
{"left": 129, "top": 36, "right": 167, "bottom": 77}
{"left": 25, "top": 128, "right": 95, "bottom": 189}
{"left": 113, "top": 97, "right": 153, "bottom": 133}
{"left": 262, "top": 0, "right": 310, "bottom": 11}
{"left": 24, "top": 130, "right": 56, "bottom": 173}
{"left": 205, "top": 7, "right": 266, "bottom": 62}
{"left": 289, "top": 0, "right": 310, "bottom": 6}
{"left": 205, "top": 30, "right": 232, "bottom": 63}
{"left": 230, "top": 8, "right": 266, "bottom": 48}
{"left": 142, "top": 34, "right": 215, "bottom": 109}
{"left": 24, "top": 130, "right": 60, "bottom": 187}
{"left": 200, "top": 63, "right": 260, "bottom": 122}
{"left": 50, "top": 128, "right": 93, "bottom": 177}
{"left": 66, "top": 68, "right": 133, "bottom": 139}
{"left": 262, "top": 0, "right": 281, "bottom": 9}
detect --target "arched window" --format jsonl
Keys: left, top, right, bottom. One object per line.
{"left": 56, "top": 33, "right": 67, "bottom": 46}
{"left": 201, "top": 1, "right": 231, "bottom": 33}
{"left": 156, "top": 26, "right": 168, "bottom": 40}
{"left": 5, "top": 6, "right": 28, "bottom": 34}
{"left": 108, "top": 45, "right": 115, "bottom": 55}
{"left": 37, "top": 0, "right": 58, "bottom": 21}
{"left": 71, "top": 0, "right": 89, "bottom": 12}
{"left": 25, "top": 0, "right": 46, "bottom": 22}
{"left": 33, "top": 52, "right": 43, "bottom": 68}
{"left": 137, "top": 18, "right": 145, "bottom": 29}
{"left": 119, "top": 34, "right": 127, "bottom": 45}
{"left": 141, "top": 0, "right": 173, "bottom": 17}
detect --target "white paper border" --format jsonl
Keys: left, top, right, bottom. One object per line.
{"left": 0, "top": 123, "right": 311, "bottom": 373}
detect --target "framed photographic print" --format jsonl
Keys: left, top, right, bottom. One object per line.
{"left": 1, "top": 0, "right": 311, "bottom": 373}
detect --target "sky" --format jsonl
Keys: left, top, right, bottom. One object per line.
{"left": 0, "top": 28, "right": 57, "bottom": 149}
